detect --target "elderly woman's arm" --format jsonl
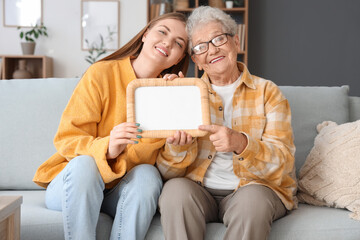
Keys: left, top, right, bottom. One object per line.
{"left": 234, "top": 85, "right": 295, "bottom": 186}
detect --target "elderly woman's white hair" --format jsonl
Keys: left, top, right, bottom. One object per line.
{"left": 186, "top": 6, "right": 238, "bottom": 54}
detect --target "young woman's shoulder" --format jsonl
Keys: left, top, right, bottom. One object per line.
{"left": 83, "top": 58, "right": 131, "bottom": 80}
{"left": 79, "top": 58, "right": 134, "bottom": 92}
{"left": 88, "top": 58, "right": 129, "bottom": 73}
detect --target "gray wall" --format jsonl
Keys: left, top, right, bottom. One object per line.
{"left": 248, "top": 0, "right": 360, "bottom": 96}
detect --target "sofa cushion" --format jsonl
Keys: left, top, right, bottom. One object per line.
{"left": 145, "top": 204, "right": 360, "bottom": 240}
{"left": 297, "top": 120, "right": 360, "bottom": 220}
{"left": 2, "top": 190, "right": 360, "bottom": 240}
{"left": 279, "top": 86, "right": 349, "bottom": 176}
{"left": 0, "top": 78, "right": 79, "bottom": 190}
{"left": 0, "top": 190, "right": 112, "bottom": 240}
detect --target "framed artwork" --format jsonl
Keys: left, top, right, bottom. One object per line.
{"left": 126, "top": 78, "right": 211, "bottom": 138}
{"left": 81, "top": 0, "right": 119, "bottom": 50}
{"left": 3, "top": 0, "right": 42, "bottom": 27}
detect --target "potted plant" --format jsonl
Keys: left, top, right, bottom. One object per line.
{"left": 17, "top": 24, "right": 48, "bottom": 55}
{"left": 84, "top": 35, "right": 107, "bottom": 64}
{"left": 224, "top": 0, "right": 234, "bottom": 8}
{"left": 84, "top": 27, "right": 117, "bottom": 64}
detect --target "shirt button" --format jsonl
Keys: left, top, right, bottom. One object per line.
{"left": 208, "top": 155, "right": 212, "bottom": 159}
{"left": 219, "top": 106, "right": 223, "bottom": 111}
{"left": 238, "top": 157, "right": 244, "bottom": 161}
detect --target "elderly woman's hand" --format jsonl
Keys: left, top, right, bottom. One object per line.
{"left": 166, "top": 130, "right": 193, "bottom": 145}
{"left": 199, "top": 125, "right": 248, "bottom": 154}
{"left": 162, "top": 71, "right": 185, "bottom": 81}
{"left": 106, "top": 122, "right": 142, "bottom": 159}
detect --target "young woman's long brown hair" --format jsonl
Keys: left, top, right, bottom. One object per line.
{"left": 100, "top": 12, "right": 189, "bottom": 76}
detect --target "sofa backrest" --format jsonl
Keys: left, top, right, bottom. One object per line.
{"left": 349, "top": 96, "right": 360, "bottom": 122}
{"left": 279, "top": 86, "right": 350, "bottom": 176}
{"left": 0, "top": 78, "right": 357, "bottom": 190}
{"left": 0, "top": 78, "right": 80, "bottom": 190}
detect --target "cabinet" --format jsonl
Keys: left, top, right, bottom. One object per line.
{"left": 147, "top": 0, "right": 248, "bottom": 77}
{"left": 0, "top": 55, "right": 53, "bottom": 79}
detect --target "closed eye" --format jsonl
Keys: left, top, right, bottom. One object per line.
{"left": 175, "top": 41, "right": 183, "bottom": 48}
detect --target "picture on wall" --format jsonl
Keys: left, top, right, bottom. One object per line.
{"left": 4, "top": 0, "right": 42, "bottom": 27}
{"left": 81, "top": 0, "right": 119, "bottom": 51}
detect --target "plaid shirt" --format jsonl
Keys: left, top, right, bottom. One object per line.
{"left": 156, "top": 62, "right": 297, "bottom": 210}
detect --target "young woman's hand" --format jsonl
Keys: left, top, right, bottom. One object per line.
{"left": 106, "top": 122, "right": 142, "bottom": 159}
{"left": 163, "top": 71, "right": 185, "bottom": 81}
{"left": 166, "top": 130, "right": 193, "bottom": 145}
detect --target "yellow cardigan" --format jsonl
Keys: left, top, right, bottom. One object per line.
{"left": 33, "top": 57, "right": 165, "bottom": 189}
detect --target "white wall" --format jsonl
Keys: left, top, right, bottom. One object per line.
{"left": 0, "top": 0, "right": 147, "bottom": 78}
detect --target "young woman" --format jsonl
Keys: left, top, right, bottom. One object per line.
{"left": 33, "top": 12, "right": 189, "bottom": 240}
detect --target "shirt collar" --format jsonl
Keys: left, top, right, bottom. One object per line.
{"left": 200, "top": 62, "right": 256, "bottom": 93}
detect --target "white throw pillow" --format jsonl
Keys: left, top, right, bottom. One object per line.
{"left": 297, "top": 120, "right": 360, "bottom": 220}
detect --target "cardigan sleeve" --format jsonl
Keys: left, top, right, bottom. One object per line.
{"left": 53, "top": 65, "right": 127, "bottom": 183}
{"left": 125, "top": 137, "right": 166, "bottom": 170}
{"left": 156, "top": 140, "right": 198, "bottom": 180}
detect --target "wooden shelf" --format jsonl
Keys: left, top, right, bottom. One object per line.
{"left": 147, "top": 0, "right": 248, "bottom": 78}
{"left": 0, "top": 55, "right": 53, "bottom": 80}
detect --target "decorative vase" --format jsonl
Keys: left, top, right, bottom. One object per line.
{"left": 12, "top": 60, "right": 32, "bottom": 79}
{"left": 209, "top": 0, "right": 225, "bottom": 8}
{"left": 225, "top": 1, "right": 234, "bottom": 8}
{"left": 21, "top": 42, "right": 36, "bottom": 55}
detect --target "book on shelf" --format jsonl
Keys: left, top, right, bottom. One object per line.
{"left": 150, "top": 3, "right": 172, "bottom": 21}
{"left": 0, "top": 58, "right": 2, "bottom": 79}
{"left": 237, "top": 24, "right": 246, "bottom": 52}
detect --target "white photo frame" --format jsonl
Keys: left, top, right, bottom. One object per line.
{"left": 81, "top": 0, "right": 119, "bottom": 50}
{"left": 126, "top": 78, "right": 211, "bottom": 138}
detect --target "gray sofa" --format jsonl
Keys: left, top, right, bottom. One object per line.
{"left": 1, "top": 78, "right": 360, "bottom": 240}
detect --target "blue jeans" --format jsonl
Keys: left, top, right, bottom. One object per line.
{"left": 45, "top": 155, "right": 163, "bottom": 240}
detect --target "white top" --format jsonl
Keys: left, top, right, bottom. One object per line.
{"left": 203, "top": 75, "right": 242, "bottom": 190}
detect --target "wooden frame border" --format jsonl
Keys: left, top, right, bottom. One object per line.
{"left": 126, "top": 78, "right": 211, "bottom": 138}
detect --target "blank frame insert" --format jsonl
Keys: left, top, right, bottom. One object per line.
{"left": 126, "top": 78, "right": 211, "bottom": 138}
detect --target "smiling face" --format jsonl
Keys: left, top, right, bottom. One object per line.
{"left": 191, "top": 21, "right": 240, "bottom": 82}
{"left": 141, "top": 18, "right": 188, "bottom": 70}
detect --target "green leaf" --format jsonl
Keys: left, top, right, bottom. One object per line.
{"left": 25, "top": 37, "right": 35, "bottom": 42}
{"left": 96, "top": 51, "right": 106, "bottom": 59}
{"left": 85, "top": 59, "right": 93, "bottom": 64}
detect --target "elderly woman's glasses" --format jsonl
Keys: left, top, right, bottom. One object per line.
{"left": 192, "top": 33, "right": 233, "bottom": 55}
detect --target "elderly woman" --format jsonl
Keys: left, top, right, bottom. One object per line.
{"left": 156, "top": 6, "right": 297, "bottom": 240}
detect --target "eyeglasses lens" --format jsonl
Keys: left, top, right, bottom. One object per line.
{"left": 192, "top": 34, "right": 229, "bottom": 55}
